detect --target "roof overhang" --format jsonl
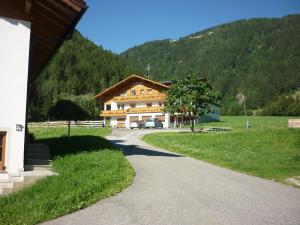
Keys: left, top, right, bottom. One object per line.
{"left": 0, "top": 0, "right": 87, "bottom": 82}
{"left": 94, "top": 75, "right": 169, "bottom": 101}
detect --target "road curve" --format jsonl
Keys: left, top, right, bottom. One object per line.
{"left": 43, "top": 129, "right": 300, "bottom": 225}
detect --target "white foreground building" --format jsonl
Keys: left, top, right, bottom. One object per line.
{"left": 0, "top": 0, "right": 86, "bottom": 181}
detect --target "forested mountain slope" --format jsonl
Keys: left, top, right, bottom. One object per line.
{"left": 30, "top": 31, "right": 138, "bottom": 120}
{"left": 30, "top": 15, "right": 300, "bottom": 120}
{"left": 122, "top": 14, "right": 300, "bottom": 114}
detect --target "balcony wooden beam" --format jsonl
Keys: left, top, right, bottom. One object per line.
{"left": 100, "top": 107, "right": 165, "bottom": 117}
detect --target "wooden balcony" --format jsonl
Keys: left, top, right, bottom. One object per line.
{"left": 100, "top": 106, "right": 165, "bottom": 117}
{"left": 127, "top": 106, "right": 164, "bottom": 114}
{"left": 113, "top": 94, "right": 166, "bottom": 102}
{"left": 100, "top": 110, "right": 127, "bottom": 117}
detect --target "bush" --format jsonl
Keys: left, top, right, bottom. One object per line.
{"left": 262, "top": 95, "right": 300, "bottom": 116}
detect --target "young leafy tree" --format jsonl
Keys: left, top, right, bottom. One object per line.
{"left": 164, "top": 79, "right": 185, "bottom": 127}
{"left": 49, "top": 100, "right": 88, "bottom": 136}
{"left": 166, "top": 73, "right": 219, "bottom": 132}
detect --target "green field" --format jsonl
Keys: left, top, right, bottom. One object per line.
{"left": 144, "top": 116, "right": 300, "bottom": 186}
{"left": 195, "top": 116, "right": 298, "bottom": 130}
{"left": 0, "top": 127, "right": 134, "bottom": 225}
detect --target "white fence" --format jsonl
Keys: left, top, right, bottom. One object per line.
{"left": 28, "top": 120, "right": 103, "bottom": 128}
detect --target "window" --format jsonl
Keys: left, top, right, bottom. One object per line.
{"left": 106, "top": 104, "right": 111, "bottom": 111}
{"left": 131, "top": 90, "right": 136, "bottom": 95}
{"left": 158, "top": 102, "right": 163, "bottom": 106}
{"left": 117, "top": 104, "right": 124, "bottom": 110}
{"left": 146, "top": 102, "right": 152, "bottom": 107}
{"left": 141, "top": 89, "right": 145, "bottom": 95}
{"left": 147, "top": 89, "right": 152, "bottom": 94}
{"left": 120, "top": 91, "right": 127, "bottom": 96}
{"left": 130, "top": 103, "right": 136, "bottom": 108}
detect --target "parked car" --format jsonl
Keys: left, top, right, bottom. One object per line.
{"left": 130, "top": 120, "right": 145, "bottom": 129}
{"left": 144, "top": 118, "right": 163, "bottom": 128}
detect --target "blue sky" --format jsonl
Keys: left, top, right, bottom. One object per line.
{"left": 77, "top": 0, "right": 300, "bottom": 54}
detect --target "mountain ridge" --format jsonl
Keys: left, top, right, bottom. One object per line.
{"left": 121, "top": 14, "right": 300, "bottom": 114}
{"left": 30, "top": 14, "right": 300, "bottom": 120}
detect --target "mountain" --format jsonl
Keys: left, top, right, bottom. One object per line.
{"left": 29, "top": 31, "right": 138, "bottom": 121}
{"left": 30, "top": 15, "right": 300, "bottom": 121}
{"left": 122, "top": 14, "right": 300, "bottom": 114}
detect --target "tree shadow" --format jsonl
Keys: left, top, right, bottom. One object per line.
{"left": 34, "top": 135, "right": 182, "bottom": 159}
{"left": 35, "top": 135, "right": 116, "bottom": 158}
{"left": 109, "top": 139, "right": 183, "bottom": 157}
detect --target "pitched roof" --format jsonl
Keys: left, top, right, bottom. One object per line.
{"left": 0, "top": 0, "right": 87, "bottom": 82}
{"left": 94, "top": 75, "right": 169, "bottom": 101}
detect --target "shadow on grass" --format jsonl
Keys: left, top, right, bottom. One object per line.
{"left": 35, "top": 134, "right": 182, "bottom": 159}
{"left": 35, "top": 135, "right": 116, "bottom": 158}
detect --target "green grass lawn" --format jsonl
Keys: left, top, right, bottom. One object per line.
{"left": 0, "top": 127, "right": 134, "bottom": 225}
{"left": 144, "top": 116, "right": 300, "bottom": 185}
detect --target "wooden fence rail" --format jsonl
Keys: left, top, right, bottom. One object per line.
{"left": 28, "top": 121, "right": 103, "bottom": 128}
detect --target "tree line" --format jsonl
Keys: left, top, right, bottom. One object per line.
{"left": 122, "top": 14, "right": 300, "bottom": 115}
{"left": 28, "top": 15, "right": 300, "bottom": 121}
{"left": 28, "top": 31, "right": 140, "bottom": 121}
{"left": 261, "top": 93, "right": 300, "bottom": 116}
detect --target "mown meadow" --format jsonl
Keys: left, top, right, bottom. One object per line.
{"left": 143, "top": 116, "right": 300, "bottom": 186}
{"left": 0, "top": 127, "right": 134, "bottom": 225}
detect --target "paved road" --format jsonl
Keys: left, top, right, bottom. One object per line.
{"left": 44, "top": 129, "right": 300, "bottom": 225}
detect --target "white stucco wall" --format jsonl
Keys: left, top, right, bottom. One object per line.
{"left": 164, "top": 113, "right": 170, "bottom": 128}
{"left": 105, "top": 100, "right": 169, "bottom": 128}
{"left": 110, "top": 117, "right": 118, "bottom": 127}
{"left": 111, "top": 102, "right": 118, "bottom": 110}
{"left": 0, "top": 17, "right": 31, "bottom": 175}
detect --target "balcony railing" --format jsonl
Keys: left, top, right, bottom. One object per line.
{"left": 100, "top": 110, "right": 127, "bottom": 117}
{"left": 127, "top": 106, "right": 164, "bottom": 113}
{"left": 100, "top": 106, "right": 164, "bottom": 117}
{"left": 113, "top": 94, "right": 166, "bottom": 102}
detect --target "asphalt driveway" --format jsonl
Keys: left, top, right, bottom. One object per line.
{"left": 43, "top": 129, "right": 300, "bottom": 225}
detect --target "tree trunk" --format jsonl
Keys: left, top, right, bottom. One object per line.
{"left": 190, "top": 116, "right": 195, "bottom": 132}
{"left": 67, "top": 121, "right": 71, "bottom": 137}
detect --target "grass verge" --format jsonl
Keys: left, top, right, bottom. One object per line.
{"left": 143, "top": 127, "right": 300, "bottom": 185}
{"left": 0, "top": 127, "right": 134, "bottom": 225}
{"left": 193, "top": 116, "right": 298, "bottom": 130}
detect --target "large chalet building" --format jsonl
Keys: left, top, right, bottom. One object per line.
{"left": 95, "top": 75, "right": 171, "bottom": 128}
{"left": 95, "top": 75, "right": 220, "bottom": 129}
